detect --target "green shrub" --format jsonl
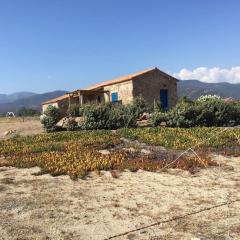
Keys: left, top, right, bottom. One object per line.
{"left": 40, "top": 106, "right": 61, "bottom": 132}
{"left": 196, "top": 99, "right": 240, "bottom": 126}
{"left": 65, "top": 117, "right": 78, "bottom": 131}
{"left": 151, "top": 112, "right": 169, "bottom": 127}
{"left": 152, "top": 98, "right": 240, "bottom": 128}
{"left": 167, "top": 101, "right": 199, "bottom": 127}
{"left": 68, "top": 104, "right": 80, "bottom": 117}
{"left": 153, "top": 99, "right": 164, "bottom": 113}
{"left": 131, "top": 96, "right": 151, "bottom": 118}
{"left": 79, "top": 103, "right": 137, "bottom": 130}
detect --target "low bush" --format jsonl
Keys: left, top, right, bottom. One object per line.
{"left": 65, "top": 117, "right": 78, "bottom": 131}
{"left": 152, "top": 96, "right": 240, "bottom": 127}
{"left": 68, "top": 104, "right": 80, "bottom": 117}
{"left": 79, "top": 103, "right": 137, "bottom": 130}
{"left": 151, "top": 112, "right": 169, "bottom": 127}
{"left": 40, "top": 106, "right": 61, "bottom": 132}
{"left": 130, "top": 96, "right": 151, "bottom": 118}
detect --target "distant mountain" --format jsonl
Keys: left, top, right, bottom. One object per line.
{"left": 0, "top": 90, "right": 68, "bottom": 114}
{"left": 0, "top": 92, "right": 36, "bottom": 104}
{"left": 178, "top": 80, "right": 240, "bottom": 100}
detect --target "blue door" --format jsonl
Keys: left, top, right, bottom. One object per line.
{"left": 160, "top": 89, "right": 168, "bottom": 109}
{"left": 111, "top": 92, "right": 118, "bottom": 102}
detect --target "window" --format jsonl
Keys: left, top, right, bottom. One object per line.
{"left": 111, "top": 92, "right": 118, "bottom": 102}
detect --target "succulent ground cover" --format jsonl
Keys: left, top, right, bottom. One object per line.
{"left": 118, "top": 127, "right": 240, "bottom": 155}
{"left": 0, "top": 127, "right": 239, "bottom": 179}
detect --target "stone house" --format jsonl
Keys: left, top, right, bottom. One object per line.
{"left": 42, "top": 67, "right": 178, "bottom": 115}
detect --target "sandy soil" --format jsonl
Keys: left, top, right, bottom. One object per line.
{"left": 0, "top": 117, "right": 43, "bottom": 139}
{"left": 0, "top": 155, "right": 239, "bottom": 240}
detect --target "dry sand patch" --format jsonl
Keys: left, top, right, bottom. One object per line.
{"left": 0, "top": 155, "right": 239, "bottom": 240}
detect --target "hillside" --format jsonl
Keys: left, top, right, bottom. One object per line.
{"left": 178, "top": 80, "right": 240, "bottom": 100}
{"left": 0, "top": 90, "right": 68, "bottom": 114}
{"left": 0, "top": 92, "right": 36, "bottom": 104}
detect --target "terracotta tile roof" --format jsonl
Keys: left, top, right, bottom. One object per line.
{"left": 85, "top": 67, "right": 158, "bottom": 90}
{"left": 42, "top": 94, "right": 70, "bottom": 105}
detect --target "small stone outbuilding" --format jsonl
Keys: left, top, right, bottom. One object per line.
{"left": 42, "top": 67, "right": 178, "bottom": 115}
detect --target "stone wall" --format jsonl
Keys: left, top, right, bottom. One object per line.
{"left": 42, "top": 98, "right": 69, "bottom": 117}
{"left": 103, "top": 80, "right": 133, "bottom": 104}
{"left": 132, "top": 69, "right": 177, "bottom": 108}
{"left": 42, "top": 102, "right": 59, "bottom": 112}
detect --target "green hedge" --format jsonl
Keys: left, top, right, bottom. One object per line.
{"left": 79, "top": 103, "right": 137, "bottom": 130}
{"left": 152, "top": 98, "right": 240, "bottom": 127}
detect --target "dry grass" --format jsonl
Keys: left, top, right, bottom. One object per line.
{"left": 0, "top": 117, "right": 42, "bottom": 139}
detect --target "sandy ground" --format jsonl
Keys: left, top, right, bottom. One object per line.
{"left": 0, "top": 155, "right": 239, "bottom": 240}
{"left": 0, "top": 117, "right": 43, "bottom": 139}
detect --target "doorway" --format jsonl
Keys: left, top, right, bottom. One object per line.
{"left": 160, "top": 89, "right": 168, "bottom": 109}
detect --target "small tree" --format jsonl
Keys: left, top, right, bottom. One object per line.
{"left": 17, "top": 107, "right": 40, "bottom": 117}
{"left": 40, "top": 105, "right": 61, "bottom": 132}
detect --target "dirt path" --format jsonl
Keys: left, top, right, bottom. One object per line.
{"left": 0, "top": 155, "right": 239, "bottom": 240}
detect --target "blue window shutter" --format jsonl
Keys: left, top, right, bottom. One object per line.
{"left": 111, "top": 92, "right": 118, "bottom": 102}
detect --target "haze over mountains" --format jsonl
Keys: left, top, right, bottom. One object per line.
{"left": 0, "top": 80, "right": 239, "bottom": 114}
{"left": 0, "top": 90, "right": 67, "bottom": 114}
{"left": 0, "top": 92, "right": 36, "bottom": 104}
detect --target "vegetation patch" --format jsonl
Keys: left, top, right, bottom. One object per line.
{"left": 152, "top": 97, "right": 240, "bottom": 128}
{"left": 0, "top": 128, "right": 237, "bottom": 179}
{"left": 118, "top": 127, "right": 240, "bottom": 153}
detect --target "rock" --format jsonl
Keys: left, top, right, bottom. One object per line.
{"left": 0, "top": 156, "right": 9, "bottom": 167}
{"left": 56, "top": 117, "right": 69, "bottom": 128}
{"left": 3, "top": 130, "right": 17, "bottom": 136}
{"left": 137, "top": 120, "right": 152, "bottom": 127}
{"left": 75, "top": 117, "right": 84, "bottom": 125}
{"left": 3, "top": 131, "right": 10, "bottom": 136}
{"left": 98, "top": 150, "right": 110, "bottom": 155}
{"left": 139, "top": 112, "right": 150, "bottom": 121}
{"left": 101, "top": 171, "right": 113, "bottom": 178}
{"left": 221, "top": 165, "right": 234, "bottom": 171}
{"left": 140, "top": 149, "right": 152, "bottom": 155}
{"left": 122, "top": 147, "right": 137, "bottom": 153}
{"left": 120, "top": 137, "right": 130, "bottom": 143}
{"left": 160, "top": 121, "right": 167, "bottom": 127}
{"left": 57, "top": 117, "right": 85, "bottom": 128}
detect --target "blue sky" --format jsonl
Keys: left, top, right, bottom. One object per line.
{"left": 0, "top": 0, "right": 240, "bottom": 93}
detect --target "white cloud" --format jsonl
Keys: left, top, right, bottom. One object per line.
{"left": 174, "top": 66, "right": 240, "bottom": 83}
